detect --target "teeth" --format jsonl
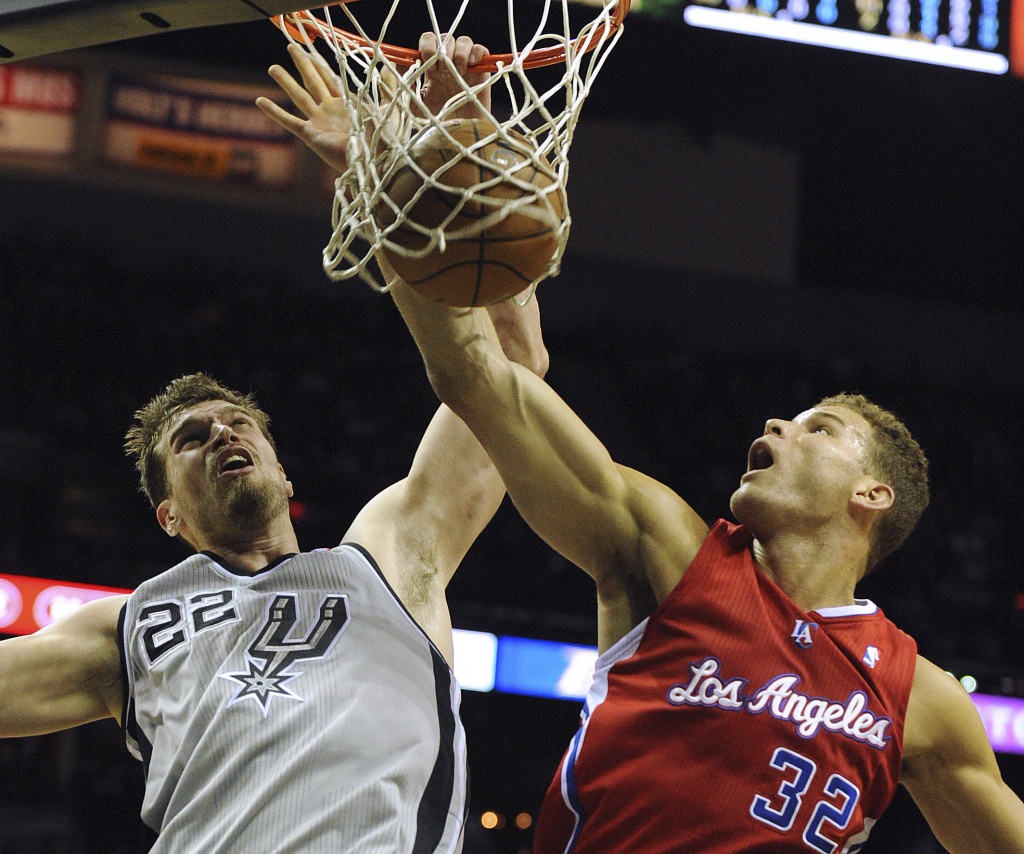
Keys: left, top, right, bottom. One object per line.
{"left": 222, "top": 454, "right": 249, "bottom": 471}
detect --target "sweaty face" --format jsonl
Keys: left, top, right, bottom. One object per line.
{"left": 730, "top": 405, "right": 875, "bottom": 535}
{"left": 157, "top": 400, "right": 292, "bottom": 545}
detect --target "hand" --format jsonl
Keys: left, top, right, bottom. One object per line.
{"left": 488, "top": 290, "right": 548, "bottom": 378}
{"left": 417, "top": 33, "right": 492, "bottom": 119}
{"left": 256, "top": 43, "right": 354, "bottom": 173}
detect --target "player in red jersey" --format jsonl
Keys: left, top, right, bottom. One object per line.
{"left": 389, "top": 286, "right": 1024, "bottom": 853}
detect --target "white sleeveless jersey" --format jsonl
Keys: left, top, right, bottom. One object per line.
{"left": 118, "top": 544, "right": 467, "bottom": 854}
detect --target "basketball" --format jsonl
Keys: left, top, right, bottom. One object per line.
{"left": 377, "top": 118, "right": 564, "bottom": 307}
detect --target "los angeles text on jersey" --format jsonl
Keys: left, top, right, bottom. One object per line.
{"left": 666, "top": 656, "right": 892, "bottom": 748}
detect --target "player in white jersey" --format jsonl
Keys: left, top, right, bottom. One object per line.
{"left": 0, "top": 36, "right": 544, "bottom": 853}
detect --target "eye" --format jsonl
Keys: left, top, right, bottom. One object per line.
{"left": 814, "top": 425, "right": 831, "bottom": 435}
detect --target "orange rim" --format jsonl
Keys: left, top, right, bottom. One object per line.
{"left": 272, "top": 0, "right": 631, "bottom": 72}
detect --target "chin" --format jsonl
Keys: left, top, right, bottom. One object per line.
{"left": 729, "top": 483, "right": 751, "bottom": 522}
{"left": 224, "top": 479, "right": 289, "bottom": 532}
{"left": 729, "top": 484, "right": 774, "bottom": 531}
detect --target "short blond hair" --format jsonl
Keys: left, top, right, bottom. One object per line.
{"left": 817, "top": 392, "right": 929, "bottom": 569}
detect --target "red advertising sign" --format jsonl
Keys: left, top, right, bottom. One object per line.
{"left": 0, "top": 573, "right": 130, "bottom": 636}
{"left": 0, "top": 64, "right": 80, "bottom": 156}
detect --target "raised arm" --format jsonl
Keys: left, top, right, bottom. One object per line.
{"left": 390, "top": 280, "right": 708, "bottom": 609}
{"left": 0, "top": 594, "right": 126, "bottom": 737}
{"left": 902, "top": 655, "right": 1024, "bottom": 854}
{"left": 343, "top": 284, "right": 547, "bottom": 662}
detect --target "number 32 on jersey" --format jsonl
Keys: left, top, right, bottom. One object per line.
{"left": 750, "top": 747, "right": 863, "bottom": 854}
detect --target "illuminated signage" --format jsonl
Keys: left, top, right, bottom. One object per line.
{"left": 103, "top": 74, "right": 297, "bottom": 186}
{"left": 0, "top": 573, "right": 130, "bottom": 636}
{"left": 0, "top": 64, "right": 79, "bottom": 156}
{"left": 609, "top": 0, "right": 1020, "bottom": 74}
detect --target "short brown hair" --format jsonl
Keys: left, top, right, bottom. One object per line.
{"left": 125, "top": 373, "right": 274, "bottom": 508}
{"left": 816, "top": 392, "right": 929, "bottom": 570}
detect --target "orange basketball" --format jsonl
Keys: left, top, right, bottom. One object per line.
{"left": 378, "top": 118, "right": 563, "bottom": 307}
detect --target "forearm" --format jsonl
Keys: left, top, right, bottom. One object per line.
{"left": 907, "top": 771, "right": 1024, "bottom": 854}
{"left": 393, "top": 277, "right": 634, "bottom": 576}
{"left": 390, "top": 279, "right": 508, "bottom": 416}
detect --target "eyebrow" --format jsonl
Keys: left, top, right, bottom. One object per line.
{"left": 166, "top": 405, "right": 247, "bottom": 450}
{"left": 808, "top": 410, "right": 847, "bottom": 428}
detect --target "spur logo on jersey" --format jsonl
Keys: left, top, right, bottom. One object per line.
{"left": 666, "top": 657, "right": 892, "bottom": 749}
{"left": 791, "top": 619, "right": 818, "bottom": 649}
{"left": 136, "top": 589, "right": 350, "bottom": 716}
{"left": 220, "top": 594, "right": 350, "bottom": 716}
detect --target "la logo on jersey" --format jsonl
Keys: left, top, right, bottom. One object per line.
{"left": 791, "top": 619, "right": 818, "bottom": 649}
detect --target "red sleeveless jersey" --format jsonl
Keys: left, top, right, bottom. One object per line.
{"left": 534, "top": 520, "right": 917, "bottom": 854}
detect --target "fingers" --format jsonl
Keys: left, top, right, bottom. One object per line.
{"left": 450, "top": 35, "right": 474, "bottom": 76}
{"left": 419, "top": 31, "right": 440, "bottom": 60}
{"left": 419, "top": 32, "right": 488, "bottom": 76}
{"left": 468, "top": 42, "right": 488, "bottom": 68}
{"left": 285, "top": 43, "right": 343, "bottom": 103}
{"left": 255, "top": 95, "right": 305, "bottom": 136}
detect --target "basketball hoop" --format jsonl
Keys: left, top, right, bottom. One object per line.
{"left": 272, "top": 0, "right": 631, "bottom": 294}
{"left": 274, "top": 1, "right": 631, "bottom": 72}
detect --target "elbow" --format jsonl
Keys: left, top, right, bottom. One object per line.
{"left": 424, "top": 361, "right": 464, "bottom": 408}
{"left": 425, "top": 347, "right": 509, "bottom": 424}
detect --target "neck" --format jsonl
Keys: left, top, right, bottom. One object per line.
{"left": 750, "top": 527, "right": 866, "bottom": 613}
{"left": 194, "top": 520, "right": 300, "bottom": 573}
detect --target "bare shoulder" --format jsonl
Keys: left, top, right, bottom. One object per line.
{"left": 45, "top": 594, "right": 128, "bottom": 684}
{"left": 47, "top": 594, "right": 128, "bottom": 638}
{"left": 902, "top": 659, "right": 1024, "bottom": 853}
{"left": 904, "top": 655, "right": 977, "bottom": 756}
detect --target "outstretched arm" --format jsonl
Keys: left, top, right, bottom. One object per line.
{"left": 343, "top": 282, "right": 548, "bottom": 663}
{"left": 902, "top": 655, "right": 1024, "bottom": 854}
{"left": 0, "top": 595, "right": 126, "bottom": 737}
{"left": 390, "top": 281, "right": 709, "bottom": 615}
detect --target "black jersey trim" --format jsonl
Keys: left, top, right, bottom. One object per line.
{"left": 200, "top": 550, "right": 298, "bottom": 577}
{"left": 118, "top": 602, "right": 157, "bottom": 828}
{"left": 340, "top": 541, "right": 453, "bottom": 669}
{"left": 340, "top": 541, "right": 465, "bottom": 850}
{"left": 116, "top": 603, "right": 130, "bottom": 730}
{"left": 413, "top": 649, "right": 461, "bottom": 853}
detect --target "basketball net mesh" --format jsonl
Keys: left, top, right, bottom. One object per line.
{"left": 275, "top": 1, "right": 628, "bottom": 293}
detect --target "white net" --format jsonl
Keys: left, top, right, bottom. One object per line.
{"left": 276, "top": 0, "right": 629, "bottom": 293}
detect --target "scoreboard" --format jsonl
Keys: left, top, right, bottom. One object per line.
{"left": 613, "top": 0, "right": 1022, "bottom": 73}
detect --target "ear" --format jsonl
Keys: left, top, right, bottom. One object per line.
{"left": 279, "top": 463, "right": 294, "bottom": 498}
{"left": 851, "top": 478, "right": 894, "bottom": 514}
{"left": 156, "top": 499, "right": 180, "bottom": 538}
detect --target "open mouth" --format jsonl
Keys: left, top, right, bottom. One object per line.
{"left": 747, "top": 441, "right": 774, "bottom": 473}
{"left": 218, "top": 448, "right": 254, "bottom": 475}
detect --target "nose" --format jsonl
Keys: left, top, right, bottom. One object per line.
{"left": 211, "top": 422, "right": 236, "bottom": 447}
{"left": 764, "top": 418, "right": 788, "bottom": 437}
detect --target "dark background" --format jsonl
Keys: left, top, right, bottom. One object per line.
{"left": 1, "top": 1, "right": 1023, "bottom": 851}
